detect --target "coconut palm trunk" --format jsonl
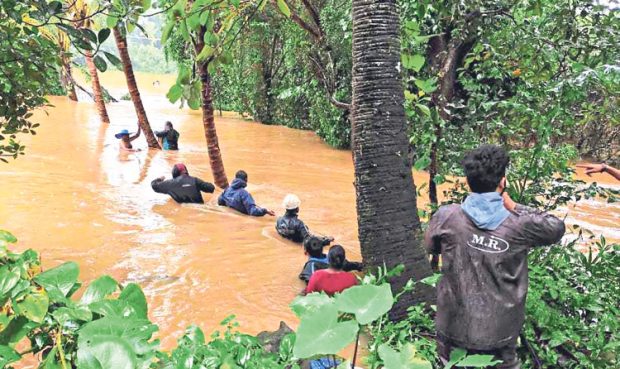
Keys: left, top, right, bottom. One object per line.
{"left": 60, "top": 53, "right": 78, "bottom": 101}
{"left": 84, "top": 50, "right": 110, "bottom": 123}
{"left": 351, "top": 0, "right": 433, "bottom": 319}
{"left": 113, "top": 26, "right": 160, "bottom": 149}
{"left": 194, "top": 27, "right": 229, "bottom": 189}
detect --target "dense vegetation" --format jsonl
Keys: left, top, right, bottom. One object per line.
{"left": 2, "top": 230, "right": 618, "bottom": 369}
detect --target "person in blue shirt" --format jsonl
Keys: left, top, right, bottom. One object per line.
{"left": 155, "top": 121, "right": 180, "bottom": 150}
{"left": 218, "top": 170, "right": 275, "bottom": 216}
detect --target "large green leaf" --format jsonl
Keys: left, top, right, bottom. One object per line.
{"left": 0, "top": 345, "right": 20, "bottom": 367}
{"left": 414, "top": 78, "right": 438, "bottom": 94}
{"left": 103, "top": 51, "right": 122, "bottom": 70}
{"left": 455, "top": 354, "right": 502, "bottom": 367}
{"left": 78, "top": 316, "right": 158, "bottom": 357}
{"left": 379, "top": 343, "right": 432, "bottom": 369}
{"left": 401, "top": 54, "right": 425, "bottom": 72}
{"left": 77, "top": 335, "right": 136, "bottom": 369}
{"left": 0, "top": 230, "right": 17, "bottom": 243}
{"left": 93, "top": 55, "right": 107, "bottom": 73}
{"left": 196, "top": 45, "right": 214, "bottom": 62}
{"left": 276, "top": 0, "right": 291, "bottom": 17}
{"left": 0, "top": 316, "right": 38, "bottom": 346}
{"left": 0, "top": 267, "right": 20, "bottom": 297}
{"left": 334, "top": 284, "right": 393, "bottom": 325}
{"left": 80, "top": 275, "right": 119, "bottom": 305}
{"left": 52, "top": 305, "right": 93, "bottom": 323}
{"left": 33, "top": 261, "right": 79, "bottom": 301}
{"left": 293, "top": 303, "right": 358, "bottom": 358}
{"left": 167, "top": 84, "right": 183, "bottom": 103}
{"left": 119, "top": 283, "right": 148, "bottom": 319}
{"left": 97, "top": 28, "right": 111, "bottom": 44}
{"left": 14, "top": 288, "right": 49, "bottom": 323}
{"left": 290, "top": 293, "right": 333, "bottom": 318}
{"left": 160, "top": 21, "right": 174, "bottom": 45}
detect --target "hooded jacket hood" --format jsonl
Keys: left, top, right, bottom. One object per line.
{"left": 461, "top": 192, "right": 510, "bottom": 230}
{"left": 230, "top": 178, "right": 247, "bottom": 189}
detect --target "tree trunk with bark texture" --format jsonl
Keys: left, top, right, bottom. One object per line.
{"left": 60, "top": 54, "right": 78, "bottom": 101}
{"left": 351, "top": 0, "right": 433, "bottom": 319}
{"left": 113, "top": 27, "right": 160, "bottom": 149}
{"left": 195, "top": 26, "right": 229, "bottom": 189}
{"left": 85, "top": 50, "right": 110, "bottom": 124}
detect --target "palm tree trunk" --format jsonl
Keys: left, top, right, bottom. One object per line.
{"left": 113, "top": 27, "right": 160, "bottom": 149}
{"left": 61, "top": 54, "right": 78, "bottom": 101}
{"left": 196, "top": 62, "right": 229, "bottom": 189}
{"left": 351, "top": 0, "right": 433, "bottom": 319}
{"left": 194, "top": 26, "right": 229, "bottom": 189}
{"left": 85, "top": 50, "right": 110, "bottom": 124}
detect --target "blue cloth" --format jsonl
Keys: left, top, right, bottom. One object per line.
{"left": 217, "top": 178, "right": 267, "bottom": 216}
{"left": 115, "top": 129, "right": 130, "bottom": 139}
{"left": 162, "top": 137, "right": 169, "bottom": 150}
{"left": 310, "top": 358, "right": 340, "bottom": 369}
{"left": 461, "top": 192, "right": 510, "bottom": 230}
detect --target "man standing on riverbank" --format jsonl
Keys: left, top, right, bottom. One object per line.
{"left": 424, "top": 145, "right": 565, "bottom": 369}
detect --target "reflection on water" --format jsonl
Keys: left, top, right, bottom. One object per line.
{"left": 1, "top": 71, "right": 618, "bottom": 350}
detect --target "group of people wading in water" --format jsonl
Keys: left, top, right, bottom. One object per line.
{"left": 115, "top": 123, "right": 619, "bottom": 369}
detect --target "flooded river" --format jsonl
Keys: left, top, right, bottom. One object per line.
{"left": 1, "top": 71, "right": 618, "bottom": 350}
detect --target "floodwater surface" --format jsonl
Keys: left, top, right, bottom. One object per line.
{"left": 1, "top": 71, "right": 618, "bottom": 350}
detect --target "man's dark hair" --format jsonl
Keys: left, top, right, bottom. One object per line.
{"left": 165, "top": 121, "right": 173, "bottom": 129}
{"left": 328, "top": 245, "right": 346, "bottom": 270}
{"left": 462, "top": 144, "right": 510, "bottom": 193}
{"left": 304, "top": 236, "right": 324, "bottom": 258}
{"left": 235, "top": 170, "right": 248, "bottom": 182}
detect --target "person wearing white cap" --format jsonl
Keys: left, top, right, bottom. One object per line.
{"left": 275, "top": 194, "right": 333, "bottom": 245}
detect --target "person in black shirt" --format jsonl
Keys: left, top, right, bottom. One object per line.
{"left": 276, "top": 194, "right": 332, "bottom": 244}
{"left": 155, "top": 121, "right": 180, "bottom": 150}
{"left": 151, "top": 163, "right": 215, "bottom": 204}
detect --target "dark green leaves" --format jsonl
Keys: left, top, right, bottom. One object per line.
{"left": 97, "top": 29, "right": 111, "bottom": 44}
{"left": 93, "top": 55, "right": 107, "bottom": 73}
{"left": 103, "top": 51, "right": 122, "bottom": 70}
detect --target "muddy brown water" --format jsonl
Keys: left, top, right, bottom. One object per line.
{"left": 1, "top": 72, "right": 618, "bottom": 352}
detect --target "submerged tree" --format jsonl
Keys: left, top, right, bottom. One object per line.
{"left": 351, "top": 0, "right": 433, "bottom": 318}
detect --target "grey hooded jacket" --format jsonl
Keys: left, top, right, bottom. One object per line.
{"left": 424, "top": 203, "right": 565, "bottom": 350}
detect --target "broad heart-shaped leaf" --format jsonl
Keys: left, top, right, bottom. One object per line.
{"left": 0, "top": 230, "right": 17, "bottom": 243}
{"left": 33, "top": 261, "right": 79, "bottom": 301}
{"left": 334, "top": 284, "right": 393, "bottom": 325}
{"left": 378, "top": 343, "right": 432, "bottom": 369}
{"left": 290, "top": 293, "right": 334, "bottom": 318}
{"left": 78, "top": 316, "right": 158, "bottom": 357}
{"left": 293, "top": 302, "right": 358, "bottom": 359}
{"left": 14, "top": 288, "right": 49, "bottom": 323}
{"left": 414, "top": 78, "right": 438, "bottom": 94}
{"left": 119, "top": 283, "right": 148, "bottom": 319}
{"left": 80, "top": 275, "right": 119, "bottom": 305}
{"left": 276, "top": 0, "right": 291, "bottom": 17}
{"left": 52, "top": 305, "right": 93, "bottom": 323}
{"left": 0, "top": 344, "right": 20, "bottom": 367}
{"left": 455, "top": 354, "right": 502, "bottom": 367}
{"left": 77, "top": 335, "right": 136, "bottom": 369}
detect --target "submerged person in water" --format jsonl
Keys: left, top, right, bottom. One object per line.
{"left": 276, "top": 194, "right": 333, "bottom": 244}
{"left": 115, "top": 123, "right": 141, "bottom": 151}
{"left": 155, "top": 121, "right": 180, "bottom": 150}
{"left": 425, "top": 144, "right": 565, "bottom": 369}
{"left": 151, "top": 163, "right": 215, "bottom": 204}
{"left": 299, "top": 236, "right": 363, "bottom": 284}
{"left": 304, "top": 245, "right": 358, "bottom": 296}
{"left": 218, "top": 170, "right": 275, "bottom": 216}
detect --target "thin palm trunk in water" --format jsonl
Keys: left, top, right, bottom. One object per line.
{"left": 197, "top": 63, "right": 229, "bottom": 189}
{"left": 85, "top": 50, "right": 110, "bottom": 124}
{"left": 61, "top": 55, "right": 78, "bottom": 101}
{"left": 112, "top": 27, "right": 160, "bottom": 149}
{"left": 194, "top": 26, "right": 229, "bottom": 189}
{"left": 351, "top": 0, "right": 433, "bottom": 319}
